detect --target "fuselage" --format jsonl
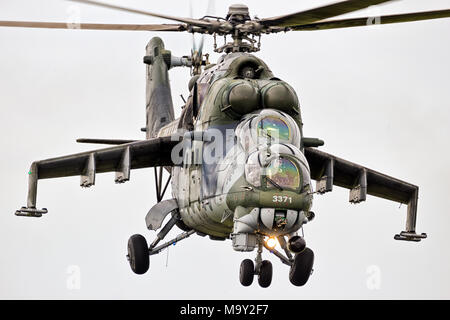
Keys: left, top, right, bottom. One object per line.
{"left": 159, "top": 52, "right": 313, "bottom": 244}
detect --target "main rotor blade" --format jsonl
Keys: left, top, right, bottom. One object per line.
{"left": 190, "top": 0, "right": 197, "bottom": 51}
{"left": 198, "top": 36, "right": 204, "bottom": 56}
{"left": 259, "top": 0, "right": 394, "bottom": 27}
{"left": 68, "top": 0, "right": 212, "bottom": 28}
{"left": 291, "top": 9, "right": 450, "bottom": 31}
{"left": 0, "top": 21, "right": 185, "bottom": 31}
{"left": 191, "top": 0, "right": 211, "bottom": 56}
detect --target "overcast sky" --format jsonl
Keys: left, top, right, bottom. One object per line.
{"left": 1, "top": 0, "right": 450, "bottom": 299}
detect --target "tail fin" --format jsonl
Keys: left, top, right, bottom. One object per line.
{"left": 144, "top": 37, "right": 175, "bottom": 139}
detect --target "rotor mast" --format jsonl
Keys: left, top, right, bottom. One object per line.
{"left": 211, "top": 4, "right": 275, "bottom": 54}
{"left": 219, "top": 4, "right": 258, "bottom": 53}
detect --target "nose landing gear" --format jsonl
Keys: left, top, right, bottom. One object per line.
{"left": 239, "top": 241, "right": 273, "bottom": 288}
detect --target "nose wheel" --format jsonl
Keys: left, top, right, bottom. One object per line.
{"left": 239, "top": 258, "right": 273, "bottom": 288}
{"left": 257, "top": 260, "right": 273, "bottom": 288}
{"left": 239, "top": 259, "right": 254, "bottom": 286}
{"left": 239, "top": 240, "right": 273, "bottom": 288}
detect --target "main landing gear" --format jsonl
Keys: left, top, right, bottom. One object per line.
{"left": 289, "top": 248, "right": 314, "bottom": 286}
{"left": 127, "top": 234, "right": 150, "bottom": 275}
{"left": 126, "top": 212, "right": 195, "bottom": 275}
{"left": 239, "top": 235, "right": 314, "bottom": 288}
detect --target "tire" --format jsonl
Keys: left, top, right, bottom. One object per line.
{"left": 289, "top": 247, "right": 314, "bottom": 286}
{"left": 127, "top": 234, "right": 150, "bottom": 275}
{"left": 258, "top": 260, "right": 273, "bottom": 288}
{"left": 239, "top": 259, "right": 254, "bottom": 286}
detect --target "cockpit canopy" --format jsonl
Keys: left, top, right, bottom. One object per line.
{"left": 236, "top": 109, "right": 302, "bottom": 152}
{"left": 244, "top": 144, "right": 311, "bottom": 191}
{"left": 266, "top": 157, "right": 301, "bottom": 190}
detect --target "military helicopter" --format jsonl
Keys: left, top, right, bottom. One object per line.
{"left": 5, "top": 0, "right": 450, "bottom": 288}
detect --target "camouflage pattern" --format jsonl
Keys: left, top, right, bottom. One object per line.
{"left": 167, "top": 51, "right": 312, "bottom": 246}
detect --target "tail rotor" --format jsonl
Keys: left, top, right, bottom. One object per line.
{"left": 189, "top": 0, "right": 214, "bottom": 75}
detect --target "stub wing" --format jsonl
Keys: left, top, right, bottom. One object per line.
{"left": 304, "top": 147, "right": 427, "bottom": 242}
{"left": 15, "top": 136, "right": 179, "bottom": 217}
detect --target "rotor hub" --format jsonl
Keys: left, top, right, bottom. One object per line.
{"left": 226, "top": 4, "right": 251, "bottom": 23}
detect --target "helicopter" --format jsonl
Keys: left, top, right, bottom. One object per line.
{"left": 5, "top": 0, "right": 450, "bottom": 288}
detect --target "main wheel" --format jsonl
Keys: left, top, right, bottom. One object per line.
{"left": 258, "top": 260, "right": 273, "bottom": 288}
{"left": 127, "top": 234, "right": 150, "bottom": 275}
{"left": 239, "top": 259, "right": 254, "bottom": 286}
{"left": 289, "top": 247, "right": 314, "bottom": 286}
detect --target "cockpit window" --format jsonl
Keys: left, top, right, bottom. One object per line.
{"left": 244, "top": 145, "right": 310, "bottom": 192}
{"left": 257, "top": 116, "right": 291, "bottom": 141}
{"left": 236, "top": 109, "right": 301, "bottom": 153}
{"left": 265, "top": 157, "right": 300, "bottom": 190}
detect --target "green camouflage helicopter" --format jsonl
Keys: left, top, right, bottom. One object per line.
{"left": 6, "top": 0, "right": 450, "bottom": 288}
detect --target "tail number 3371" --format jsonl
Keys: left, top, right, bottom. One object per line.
{"left": 272, "top": 195, "right": 292, "bottom": 203}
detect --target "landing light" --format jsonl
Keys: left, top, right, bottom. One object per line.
{"left": 265, "top": 237, "right": 277, "bottom": 249}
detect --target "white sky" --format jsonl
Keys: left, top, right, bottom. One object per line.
{"left": 0, "top": 0, "right": 450, "bottom": 299}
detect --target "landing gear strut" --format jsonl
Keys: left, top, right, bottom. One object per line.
{"left": 255, "top": 241, "right": 273, "bottom": 288}
{"left": 127, "top": 211, "right": 195, "bottom": 275}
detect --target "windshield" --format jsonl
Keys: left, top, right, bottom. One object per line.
{"left": 236, "top": 109, "right": 302, "bottom": 153}
{"left": 257, "top": 116, "right": 291, "bottom": 141}
{"left": 265, "top": 157, "right": 300, "bottom": 190}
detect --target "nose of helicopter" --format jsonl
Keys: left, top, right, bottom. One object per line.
{"left": 226, "top": 186, "right": 313, "bottom": 217}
